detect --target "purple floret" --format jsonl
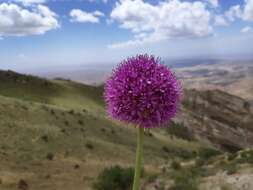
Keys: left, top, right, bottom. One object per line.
{"left": 104, "top": 54, "right": 182, "bottom": 128}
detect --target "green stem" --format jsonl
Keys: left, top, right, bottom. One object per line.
{"left": 132, "top": 127, "right": 144, "bottom": 190}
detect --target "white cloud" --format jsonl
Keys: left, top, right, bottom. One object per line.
{"left": 70, "top": 9, "right": 104, "bottom": 23}
{"left": 93, "top": 10, "right": 105, "bottom": 17}
{"left": 225, "top": 5, "right": 242, "bottom": 22}
{"left": 214, "top": 15, "right": 229, "bottom": 26}
{"left": 0, "top": 3, "right": 59, "bottom": 37}
{"left": 109, "top": 0, "right": 213, "bottom": 48}
{"left": 206, "top": 0, "right": 219, "bottom": 8}
{"left": 241, "top": 26, "right": 252, "bottom": 33}
{"left": 243, "top": 0, "right": 253, "bottom": 21}
{"left": 225, "top": 0, "right": 253, "bottom": 22}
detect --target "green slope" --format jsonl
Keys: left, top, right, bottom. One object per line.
{"left": 0, "top": 95, "right": 202, "bottom": 190}
{"left": 0, "top": 70, "right": 209, "bottom": 190}
{"left": 0, "top": 70, "right": 105, "bottom": 115}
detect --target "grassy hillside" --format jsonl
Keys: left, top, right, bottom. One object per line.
{"left": 0, "top": 70, "right": 204, "bottom": 190}
{"left": 1, "top": 70, "right": 252, "bottom": 190}
{"left": 0, "top": 70, "right": 105, "bottom": 115}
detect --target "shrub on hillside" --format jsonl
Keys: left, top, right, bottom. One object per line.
{"left": 68, "top": 110, "right": 74, "bottom": 115}
{"left": 78, "top": 120, "right": 84, "bottom": 125}
{"left": 21, "top": 105, "right": 28, "bottom": 110}
{"left": 64, "top": 121, "right": 69, "bottom": 126}
{"left": 166, "top": 122, "right": 194, "bottom": 141}
{"left": 198, "top": 147, "right": 221, "bottom": 160}
{"left": 93, "top": 165, "right": 135, "bottom": 190}
{"left": 171, "top": 160, "right": 181, "bottom": 170}
{"left": 195, "top": 158, "right": 205, "bottom": 167}
{"left": 162, "top": 146, "right": 195, "bottom": 160}
{"left": 224, "top": 163, "right": 238, "bottom": 175}
{"left": 85, "top": 143, "right": 94, "bottom": 150}
{"left": 237, "top": 150, "right": 253, "bottom": 164}
{"left": 41, "top": 135, "right": 49, "bottom": 142}
{"left": 145, "top": 173, "right": 159, "bottom": 183}
{"left": 169, "top": 167, "right": 199, "bottom": 190}
{"left": 101, "top": 128, "right": 106, "bottom": 133}
{"left": 46, "top": 153, "right": 54, "bottom": 161}
{"left": 227, "top": 153, "right": 237, "bottom": 161}
{"left": 50, "top": 110, "right": 55, "bottom": 115}
{"left": 111, "top": 129, "right": 116, "bottom": 134}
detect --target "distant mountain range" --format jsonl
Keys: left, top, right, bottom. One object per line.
{"left": 176, "top": 60, "right": 253, "bottom": 101}
{"left": 30, "top": 59, "right": 253, "bottom": 101}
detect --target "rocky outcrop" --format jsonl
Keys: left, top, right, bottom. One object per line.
{"left": 177, "top": 89, "right": 253, "bottom": 151}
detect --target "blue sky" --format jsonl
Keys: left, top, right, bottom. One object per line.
{"left": 0, "top": 0, "right": 253, "bottom": 71}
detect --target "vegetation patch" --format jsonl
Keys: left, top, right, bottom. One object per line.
{"left": 166, "top": 122, "right": 194, "bottom": 141}
{"left": 93, "top": 165, "right": 135, "bottom": 190}
{"left": 169, "top": 166, "right": 200, "bottom": 190}
{"left": 85, "top": 143, "right": 94, "bottom": 150}
{"left": 162, "top": 146, "right": 196, "bottom": 160}
{"left": 198, "top": 147, "right": 222, "bottom": 160}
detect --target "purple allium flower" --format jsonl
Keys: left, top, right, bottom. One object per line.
{"left": 104, "top": 54, "right": 182, "bottom": 128}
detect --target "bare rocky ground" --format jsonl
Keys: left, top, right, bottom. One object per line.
{"left": 200, "top": 169, "right": 253, "bottom": 190}
{"left": 176, "top": 61, "right": 253, "bottom": 101}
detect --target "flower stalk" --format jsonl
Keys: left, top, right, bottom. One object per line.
{"left": 132, "top": 127, "right": 144, "bottom": 190}
{"left": 104, "top": 54, "right": 182, "bottom": 190}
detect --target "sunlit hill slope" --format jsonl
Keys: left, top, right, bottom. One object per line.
{"left": 0, "top": 70, "right": 253, "bottom": 190}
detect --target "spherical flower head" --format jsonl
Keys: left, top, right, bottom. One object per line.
{"left": 104, "top": 54, "right": 182, "bottom": 128}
